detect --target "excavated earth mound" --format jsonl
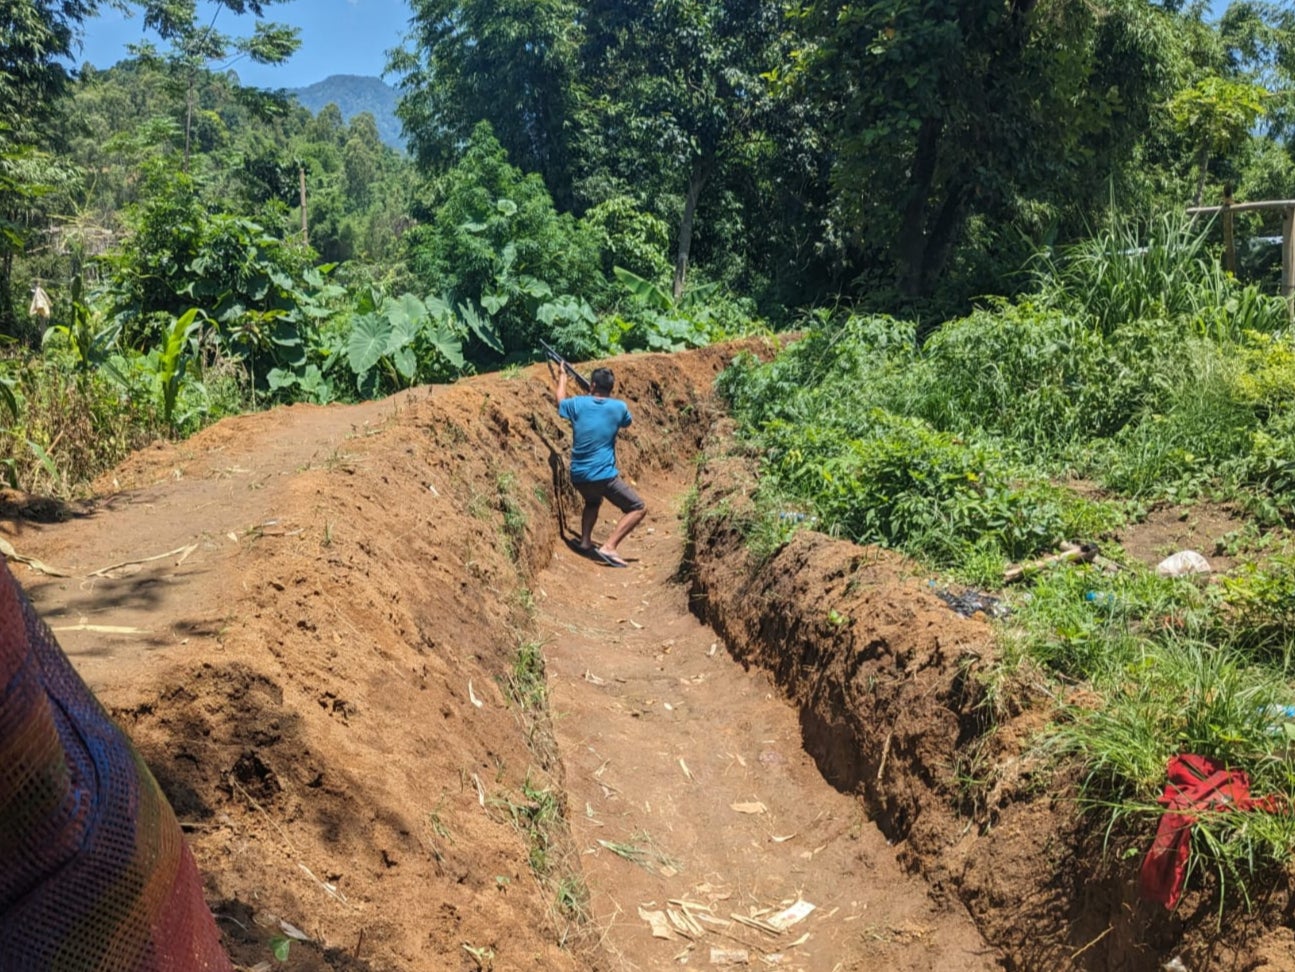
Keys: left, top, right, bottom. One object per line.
{"left": 3, "top": 342, "right": 1293, "bottom": 971}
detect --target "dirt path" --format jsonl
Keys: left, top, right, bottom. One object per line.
{"left": 534, "top": 473, "right": 999, "bottom": 970}
{"left": 8, "top": 395, "right": 408, "bottom": 706}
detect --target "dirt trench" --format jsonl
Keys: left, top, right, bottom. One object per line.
{"left": 3, "top": 343, "right": 1289, "bottom": 970}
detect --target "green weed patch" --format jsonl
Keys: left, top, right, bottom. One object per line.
{"left": 717, "top": 214, "right": 1295, "bottom": 906}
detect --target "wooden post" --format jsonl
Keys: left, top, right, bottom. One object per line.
{"left": 299, "top": 165, "right": 309, "bottom": 247}
{"left": 1283, "top": 205, "right": 1295, "bottom": 318}
{"left": 1222, "top": 184, "right": 1236, "bottom": 277}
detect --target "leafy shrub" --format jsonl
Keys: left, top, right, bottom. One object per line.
{"left": 890, "top": 301, "right": 1175, "bottom": 458}
{"left": 580, "top": 196, "right": 671, "bottom": 282}
{"left": 606, "top": 268, "right": 762, "bottom": 354}
{"left": 101, "top": 168, "right": 333, "bottom": 392}
{"left": 1224, "top": 420, "right": 1295, "bottom": 524}
{"left": 402, "top": 122, "right": 602, "bottom": 360}
{"left": 718, "top": 312, "right": 915, "bottom": 430}
{"left": 103, "top": 167, "right": 315, "bottom": 338}
{"left": 1215, "top": 556, "right": 1295, "bottom": 663}
{"left": 719, "top": 308, "right": 1124, "bottom": 571}
{"left": 1233, "top": 330, "right": 1295, "bottom": 416}
{"left": 751, "top": 406, "right": 1118, "bottom": 568}
{"left": 340, "top": 291, "right": 469, "bottom": 394}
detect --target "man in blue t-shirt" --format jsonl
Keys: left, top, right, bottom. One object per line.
{"left": 556, "top": 366, "right": 646, "bottom": 567}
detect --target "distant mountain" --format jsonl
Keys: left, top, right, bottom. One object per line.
{"left": 290, "top": 75, "right": 404, "bottom": 150}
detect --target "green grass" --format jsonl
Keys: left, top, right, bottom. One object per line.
{"left": 507, "top": 640, "right": 548, "bottom": 711}
{"left": 714, "top": 211, "right": 1295, "bottom": 907}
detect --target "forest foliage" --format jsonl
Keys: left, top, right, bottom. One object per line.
{"left": 2, "top": 0, "right": 1295, "bottom": 493}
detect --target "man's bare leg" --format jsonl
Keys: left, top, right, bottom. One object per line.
{"left": 598, "top": 507, "right": 646, "bottom": 558}
{"left": 579, "top": 501, "right": 600, "bottom": 550}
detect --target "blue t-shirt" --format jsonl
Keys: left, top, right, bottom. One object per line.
{"left": 558, "top": 394, "right": 632, "bottom": 483}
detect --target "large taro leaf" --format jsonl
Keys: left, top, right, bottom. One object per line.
{"left": 393, "top": 346, "right": 417, "bottom": 381}
{"left": 458, "top": 302, "right": 504, "bottom": 355}
{"left": 347, "top": 312, "right": 391, "bottom": 376}
{"left": 385, "top": 294, "right": 428, "bottom": 350}
{"left": 426, "top": 321, "right": 465, "bottom": 370}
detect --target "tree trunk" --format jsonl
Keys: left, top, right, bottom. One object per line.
{"left": 896, "top": 117, "right": 942, "bottom": 297}
{"left": 672, "top": 158, "right": 711, "bottom": 302}
{"left": 299, "top": 166, "right": 309, "bottom": 245}
{"left": 1193, "top": 142, "right": 1209, "bottom": 207}
{"left": 184, "top": 74, "right": 195, "bottom": 173}
{"left": 918, "top": 180, "right": 969, "bottom": 295}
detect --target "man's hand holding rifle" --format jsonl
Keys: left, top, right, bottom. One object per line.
{"left": 541, "top": 339, "right": 591, "bottom": 393}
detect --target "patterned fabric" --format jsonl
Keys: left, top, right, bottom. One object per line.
{"left": 0, "top": 559, "right": 232, "bottom": 971}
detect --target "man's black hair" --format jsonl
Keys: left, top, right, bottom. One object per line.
{"left": 590, "top": 367, "right": 615, "bottom": 394}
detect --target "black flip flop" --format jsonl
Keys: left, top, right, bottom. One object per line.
{"left": 594, "top": 549, "right": 628, "bottom": 568}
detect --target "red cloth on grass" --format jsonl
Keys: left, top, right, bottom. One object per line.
{"left": 1139, "top": 753, "right": 1279, "bottom": 909}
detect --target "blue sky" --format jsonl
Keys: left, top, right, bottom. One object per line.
{"left": 73, "top": 0, "right": 414, "bottom": 89}
{"left": 73, "top": 0, "right": 1236, "bottom": 92}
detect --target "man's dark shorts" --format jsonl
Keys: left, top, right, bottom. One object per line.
{"left": 573, "top": 476, "right": 645, "bottom": 513}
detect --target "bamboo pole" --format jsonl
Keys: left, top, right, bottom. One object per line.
{"left": 1283, "top": 206, "right": 1295, "bottom": 319}
{"left": 1187, "top": 199, "right": 1295, "bottom": 215}
{"left": 1222, "top": 185, "right": 1236, "bottom": 277}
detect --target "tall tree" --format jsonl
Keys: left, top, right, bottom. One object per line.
{"left": 578, "top": 0, "right": 787, "bottom": 299}
{"left": 391, "top": 0, "right": 583, "bottom": 208}
{"left": 1169, "top": 75, "right": 1269, "bottom": 204}
{"left": 0, "top": 0, "right": 106, "bottom": 134}
{"left": 128, "top": 0, "right": 299, "bottom": 169}
{"left": 792, "top": 0, "right": 1182, "bottom": 298}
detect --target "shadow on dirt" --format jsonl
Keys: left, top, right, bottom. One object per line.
{"left": 124, "top": 657, "right": 496, "bottom": 971}
{"left": 0, "top": 491, "right": 95, "bottom": 524}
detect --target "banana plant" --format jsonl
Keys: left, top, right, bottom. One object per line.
{"left": 158, "top": 308, "right": 205, "bottom": 425}
{"left": 40, "top": 275, "right": 120, "bottom": 372}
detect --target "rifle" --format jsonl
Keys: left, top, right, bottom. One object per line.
{"left": 540, "top": 339, "right": 591, "bottom": 393}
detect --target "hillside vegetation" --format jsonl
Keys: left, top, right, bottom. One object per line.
{"left": 289, "top": 75, "right": 404, "bottom": 150}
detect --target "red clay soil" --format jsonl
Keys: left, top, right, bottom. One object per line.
{"left": 2, "top": 343, "right": 1292, "bottom": 971}
{"left": 534, "top": 465, "right": 995, "bottom": 970}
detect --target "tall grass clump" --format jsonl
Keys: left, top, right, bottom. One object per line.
{"left": 1047, "top": 638, "right": 1295, "bottom": 902}
{"left": 0, "top": 357, "right": 163, "bottom": 495}
{"left": 1020, "top": 210, "right": 1295, "bottom": 506}
{"left": 1033, "top": 209, "right": 1288, "bottom": 340}
{"left": 1082, "top": 339, "right": 1259, "bottom": 499}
